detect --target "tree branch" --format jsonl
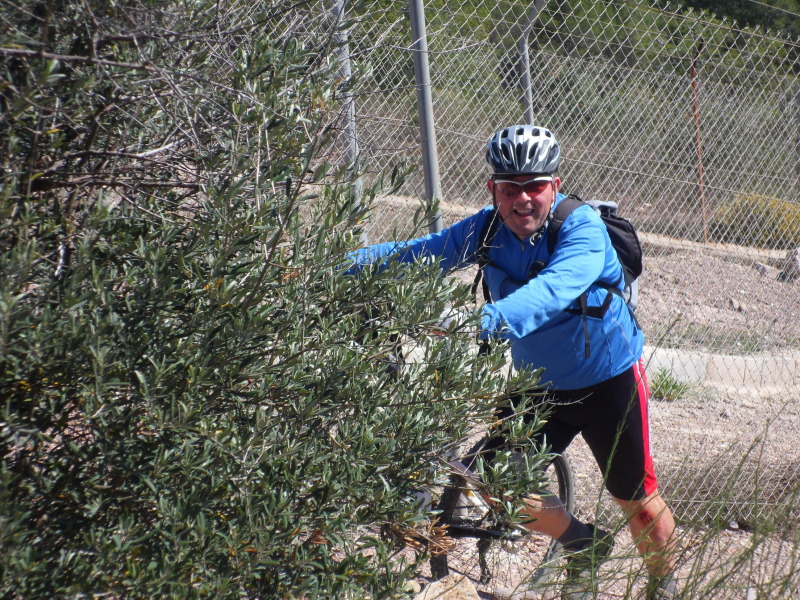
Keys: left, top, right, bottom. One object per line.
{"left": 28, "top": 175, "right": 200, "bottom": 193}
{"left": 0, "top": 47, "right": 155, "bottom": 71}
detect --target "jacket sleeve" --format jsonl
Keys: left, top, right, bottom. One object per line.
{"left": 345, "top": 209, "right": 490, "bottom": 274}
{"left": 480, "top": 210, "right": 609, "bottom": 340}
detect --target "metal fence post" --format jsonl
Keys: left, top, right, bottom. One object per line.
{"left": 409, "top": 0, "right": 443, "bottom": 233}
{"left": 519, "top": 0, "right": 548, "bottom": 125}
{"left": 331, "top": 0, "right": 365, "bottom": 243}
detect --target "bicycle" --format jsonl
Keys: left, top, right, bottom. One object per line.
{"left": 375, "top": 319, "right": 579, "bottom": 597}
{"left": 428, "top": 441, "right": 576, "bottom": 599}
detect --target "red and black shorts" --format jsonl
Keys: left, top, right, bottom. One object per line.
{"left": 475, "top": 358, "right": 658, "bottom": 501}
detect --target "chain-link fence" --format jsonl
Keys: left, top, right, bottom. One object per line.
{"left": 308, "top": 0, "right": 800, "bottom": 530}
{"left": 340, "top": 0, "right": 800, "bottom": 353}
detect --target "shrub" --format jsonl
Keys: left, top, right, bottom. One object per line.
{"left": 711, "top": 194, "right": 800, "bottom": 250}
{"left": 0, "top": 2, "right": 549, "bottom": 598}
{"left": 650, "top": 369, "right": 692, "bottom": 402}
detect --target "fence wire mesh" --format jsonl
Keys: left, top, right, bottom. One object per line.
{"left": 292, "top": 1, "right": 800, "bottom": 529}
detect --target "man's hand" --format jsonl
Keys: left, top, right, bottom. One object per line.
{"left": 431, "top": 304, "right": 473, "bottom": 336}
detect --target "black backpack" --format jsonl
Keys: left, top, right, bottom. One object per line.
{"left": 472, "top": 194, "right": 643, "bottom": 358}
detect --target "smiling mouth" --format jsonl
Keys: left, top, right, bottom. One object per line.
{"left": 514, "top": 209, "right": 534, "bottom": 217}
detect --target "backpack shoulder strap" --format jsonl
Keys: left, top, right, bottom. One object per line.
{"left": 471, "top": 209, "right": 501, "bottom": 301}
{"left": 547, "top": 194, "right": 600, "bottom": 359}
{"left": 526, "top": 194, "right": 585, "bottom": 279}
{"left": 544, "top": 194, "right": 625, "bottom": 291}
{"left": 546, "top": 194, "right": 585, "bottom": 254}
{"left": 474, "top": 209, "right": 501, "bottom": 267}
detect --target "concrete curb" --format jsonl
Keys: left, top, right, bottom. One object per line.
{"left": 642, "top": 345, "right": 800, "bottom": 395}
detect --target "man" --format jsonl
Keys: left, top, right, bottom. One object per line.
{"left": 350, "top": 125, "right": 678, "bottom": 599}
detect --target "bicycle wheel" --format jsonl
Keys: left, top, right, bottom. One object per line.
{"left": 429, "top": 452, "right": 575, "bottom": 599}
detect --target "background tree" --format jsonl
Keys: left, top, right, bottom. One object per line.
{"left": 677, "top": 0, "right": 800, "bottom": 39}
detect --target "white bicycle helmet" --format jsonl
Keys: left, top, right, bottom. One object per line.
{"left": 485, "top": 125, "right": 562, "bottom": 178}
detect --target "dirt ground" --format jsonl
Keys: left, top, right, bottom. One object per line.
{"left": 637, "top": 240, "right": 800, "bottom": 353}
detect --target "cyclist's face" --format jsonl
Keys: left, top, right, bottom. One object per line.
{"left": 488, "top": 175, "right": 560, "bottom": 240}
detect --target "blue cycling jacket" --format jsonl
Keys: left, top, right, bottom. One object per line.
{"left": 349, "top": 194, "right": 644, "bottom": 390}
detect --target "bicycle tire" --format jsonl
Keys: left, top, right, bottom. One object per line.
{"left": 429, "top": 452, "right": 575, "bottom": 598}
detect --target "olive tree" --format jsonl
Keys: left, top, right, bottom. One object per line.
{"left": 1, "top": 1, "right": 547, "bottom": 598}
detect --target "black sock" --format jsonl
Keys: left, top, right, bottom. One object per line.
{"left": 557, "top": 516, "right": 593, "bottom": 550}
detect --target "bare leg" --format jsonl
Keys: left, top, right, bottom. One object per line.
{"left": 518, "top": 493, "right": 573, "bottom": 538}
{"left": 614, "top": 490, "right": 677, "bottom": 577}
{"left": 453, "top": 455, "right": 574, "bottom": 539}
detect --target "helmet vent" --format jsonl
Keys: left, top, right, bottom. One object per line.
{"left": 528, "top": 142, "right": 539, "bottom": 161}
{"left": 515, "top": 143, "right": 525, "bottom": 166}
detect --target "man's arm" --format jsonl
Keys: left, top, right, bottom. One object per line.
{"left": 346, "top": 209, "right": 492, "bottom": 274}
